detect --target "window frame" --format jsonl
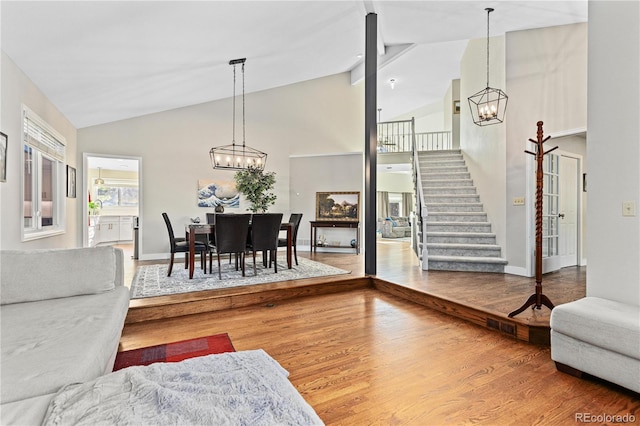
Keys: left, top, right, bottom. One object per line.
{"left": 22, "top": 106, "right": 67, "bottom": 241}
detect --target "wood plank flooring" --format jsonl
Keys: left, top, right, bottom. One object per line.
{"left": 120, "top": 239, "right": 585, "bottom": 344}
{"left": 120, "top": 286, "right": 639, "bottom": 425}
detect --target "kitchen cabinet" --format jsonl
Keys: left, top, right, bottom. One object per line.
{"left": 89, "top": 216, "right": 134, "bottom": 246}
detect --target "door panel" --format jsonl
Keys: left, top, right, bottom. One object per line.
{"left": 559, "top": 156, "right": 579, "bottom": 267}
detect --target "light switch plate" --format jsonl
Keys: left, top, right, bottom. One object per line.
{"left": 622, "top": 201, "right": 636, "bottom": 217}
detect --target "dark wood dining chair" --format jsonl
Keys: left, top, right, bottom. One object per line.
{"left": 247, "top": 213, "right": 283, "bottom": 275}
{"left": 278, "top": 213, "right": 303, "bottom": 265}
{"left": 162, "top": 212, "right": 208, "bottom": 277}
{"left": 209, "top": 214, "right": 251, "bottom": 279}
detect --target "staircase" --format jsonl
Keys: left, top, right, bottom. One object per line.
{"left": 418, "top": 150, "right": 507, "bottom": 273}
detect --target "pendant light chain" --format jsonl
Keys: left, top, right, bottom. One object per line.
{"left": 242, "top": 62, "right": 246, "bottom": 148}
{"left": 232, "top": 63, "right": 237, "bottom": 145}
{"left": 486, "top": 7, "right": 493, "bottom": 89}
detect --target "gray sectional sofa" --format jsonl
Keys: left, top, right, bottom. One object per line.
{"left": 0, "top": 246, "right": 130, "bottom": 425}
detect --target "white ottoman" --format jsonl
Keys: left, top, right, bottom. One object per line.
{"left": 550, "top": 297, "right": 640, "bottom": 393}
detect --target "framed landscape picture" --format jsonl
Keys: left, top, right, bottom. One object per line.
{"left": 315, "top": 191, "right": 359, "bottom": 222}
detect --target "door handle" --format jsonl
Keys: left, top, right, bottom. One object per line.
{"left": 558, "top": 213, "right": 565, "bottom": 219}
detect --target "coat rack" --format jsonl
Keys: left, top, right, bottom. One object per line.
{"left": 509, "top": 121, "right": 558, "bottom": 318}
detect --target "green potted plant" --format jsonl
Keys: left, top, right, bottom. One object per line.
{"left": 234, "top": 166, "right": 277, "bottom": 213}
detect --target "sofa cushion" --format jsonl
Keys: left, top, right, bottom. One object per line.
{"left": 1, "top": 246, "right": 116, "bottom": 305}
{"left": 550, "top": 297, "right": 640, "bottom": 360}
{"left": 0, "top": 286, "right": 130, "bottom": 403}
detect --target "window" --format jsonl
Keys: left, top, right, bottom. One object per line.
{"left": 93, "top": 179, "right": 139, "bottom": 208}
{"left": 23, "top": 106, "right": 66, "bottom": 239}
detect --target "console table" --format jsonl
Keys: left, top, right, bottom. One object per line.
{"left": 310, "top": 221, "right": 360, "bottom": 254}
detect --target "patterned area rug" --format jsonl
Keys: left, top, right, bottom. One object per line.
{"left": 113, "top": 334, "right": 235, "bottom": 371}
{"left": 130, "top": 255, "right": 350, "bottom": 299}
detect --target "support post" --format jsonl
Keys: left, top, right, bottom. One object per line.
{"left": 364, "top": 12, "right": 377, "bottom": 276}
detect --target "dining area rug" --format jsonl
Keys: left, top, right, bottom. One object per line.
{"left": 130, "top": 256, "right": 350, "bottom": 299}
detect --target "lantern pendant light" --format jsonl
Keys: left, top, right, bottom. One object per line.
{"left": 468, "top": 8, "right": 508, "bottom": 126}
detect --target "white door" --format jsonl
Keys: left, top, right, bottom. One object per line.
{"left": 542, "top": 153, "right": 561, "bottom": 273}
{"left": 558, "top": 155, "right": 579, "bottom": 268}
{"left": 541, "top": 153, "right": 580, "bottom": 273}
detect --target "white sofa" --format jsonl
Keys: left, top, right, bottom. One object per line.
{"left": 550, "top": 297, "right": 640, "bottom": 393}
{"left": 0, "top": 246, "right": 131, "bottom": 425}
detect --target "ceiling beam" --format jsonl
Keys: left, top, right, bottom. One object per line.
{"left": 350, "top": 43, "right": 416, "bottom": 85}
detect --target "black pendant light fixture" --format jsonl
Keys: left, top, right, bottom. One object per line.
{"left": 210, "top": 58, "right": 267, "bottom": 170}
{"left": 468, "top": 7, "right": 508, "bottom": 126}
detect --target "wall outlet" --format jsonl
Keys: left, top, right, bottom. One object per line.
{"left": 622, "top": 201, "right": 636, "bottom": 217}
{"left": 513, "top": 197, "right": 525, "bottom": 206}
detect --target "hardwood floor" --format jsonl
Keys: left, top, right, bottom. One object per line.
{"left": 117, "top": 241, "right": 639, "bottom": 424}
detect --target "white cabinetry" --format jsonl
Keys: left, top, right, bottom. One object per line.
{"left": 119, "top": 216, "right": 134, "bottom": 241}
{"left": 89, "top": 216, "right": 134, "bottom": 246}
{"left": 97, "top": 216, "right": 120, "bottom": 243}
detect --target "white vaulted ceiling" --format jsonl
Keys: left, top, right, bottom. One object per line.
{"left": 1, "top": 1, "right": 587, "bottom": 129}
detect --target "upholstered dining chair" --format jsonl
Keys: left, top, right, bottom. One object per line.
{"left": 278, "top": 213, "right": 303, "bottom": 266}
{"left": 209, "top": 214, "right": 251, "bottom": 279}
{"left": 162, "top": 212, "right": 208, "bottom": 277}
{"left": 247, "top": 213, "right": 283, "bottom": 275}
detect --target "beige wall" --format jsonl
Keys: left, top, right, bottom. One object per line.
{"left": 504, "top": 23, "right": 587, "bottom": 275}
{"left": 586, "top": 1, "right": 640, "bottom": 305}
{"left": 0, "top": 51, "right": 79, "bottom": 250}
{"left": 459, "top": 36, "right": 508, "bottom": 255}
{"left": 78, "top": 73, "right": 364, "bottom": 259}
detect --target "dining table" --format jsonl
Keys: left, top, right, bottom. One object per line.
{"left": 186, "top": 222, "right": 294, "bottom": 279}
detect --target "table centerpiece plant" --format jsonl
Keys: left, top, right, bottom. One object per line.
{"left": 234, "top": 166, "right": 277, "bottom": 213}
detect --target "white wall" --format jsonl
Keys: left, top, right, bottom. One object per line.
{"left": 0, "top": 51, "right": 79, "bottom": 250}
{"left": 391, "top": 102, "right": 444, "bottom": 133}
{"left": 586, "top": 1, "right": 640, "bottom": 306}
{"left": 77, "top": 73, "right": 364, "bottom": 259}
{"left": 459, "top": 36, "right": 507, "bottom": 253}
{"left": 377, "top": 172, "right": 413, "bottom": 193}
{"left": 289, "top": 153, "right": 363, "bottom": 249}
{"left": 504, "top": 23, "right": 588, "bottom": 275}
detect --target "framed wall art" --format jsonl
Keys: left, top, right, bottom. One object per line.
{"left": 0, "top": 132, "right": 7, "bottom": 183}
{"left": 197, "top": 179, "right": 240, "bottom": 209}
{"left": 315, "top": 191, "right": 359, "bottom": 222}
{"left": 66, "top": 165, "right": 76, "bottom": 198}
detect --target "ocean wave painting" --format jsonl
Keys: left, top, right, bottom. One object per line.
{"left": 197, "top": 180, "right": 240, "bottom": 208}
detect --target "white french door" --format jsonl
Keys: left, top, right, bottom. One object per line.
{"left": 541, "top": 152, "right": 580, "bottom": 273}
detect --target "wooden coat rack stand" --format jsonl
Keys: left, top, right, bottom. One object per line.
{"left": 508, "top": 121, "right": 557, "bottom": 318}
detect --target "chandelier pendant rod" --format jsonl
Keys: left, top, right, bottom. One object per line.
{"left": 486, "top": 7, "right": 493, "bottom": 89}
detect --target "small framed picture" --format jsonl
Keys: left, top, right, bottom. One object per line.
{"left": 0, "top": 132, "right": 7, "bottom": 182}
{"left": 453, "top": 100, "right": 461, "bottom": 114}
{"left": 66, "top": 165, "right": 77, "bottom": 198}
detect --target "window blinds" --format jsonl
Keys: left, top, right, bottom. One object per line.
{"left": 23, "top": 109, "right": 66, "bottom": 162}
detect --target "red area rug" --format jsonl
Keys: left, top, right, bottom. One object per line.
{"left": 113, "top": 333, "right": 235, "bottom": 371}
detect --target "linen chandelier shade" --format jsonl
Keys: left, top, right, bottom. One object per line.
{"left": 468, "top": 7, "right": 508, "bottom": 126}
{"left": 210, "top": 58, "right": 267, "bottom": 171}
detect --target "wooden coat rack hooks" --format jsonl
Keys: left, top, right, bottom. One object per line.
{"left": 509, "top": 121, "right": 558, "bottom": 318}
